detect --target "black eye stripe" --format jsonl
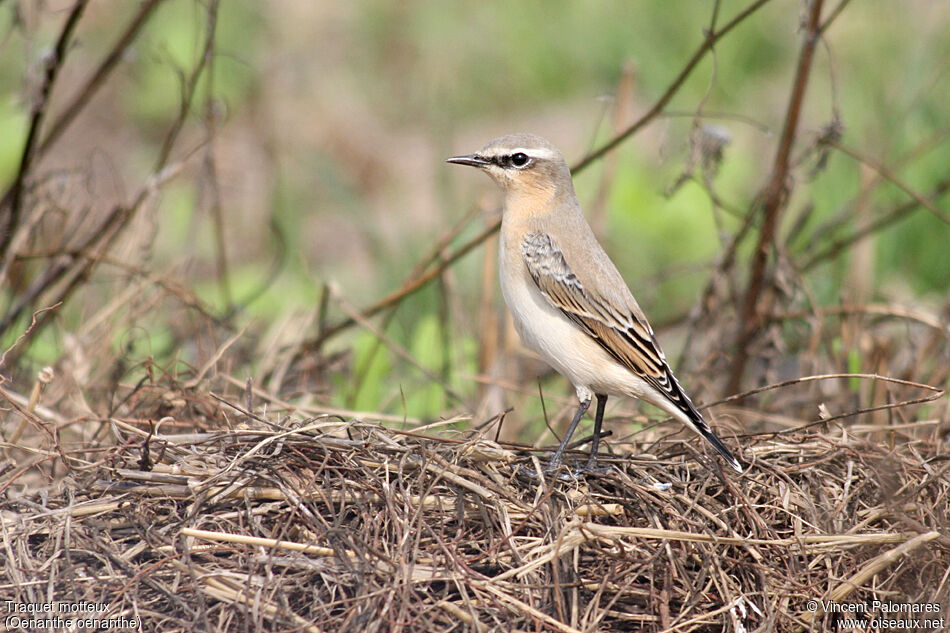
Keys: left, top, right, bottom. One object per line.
{"left": 491, "top": 152, "right": 532, "bottom": 168}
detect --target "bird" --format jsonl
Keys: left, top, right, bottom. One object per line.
{"left": 447, "top": 133, "right": 742, "bottom": 476}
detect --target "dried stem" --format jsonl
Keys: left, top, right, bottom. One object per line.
{"left": 0, "top": 1, "right": 220, "bottom": 352}
{"left": 728, "top": 0, "right": 827, "bottom": 394}
{"left": 0, "top": 0, "right": 90, "bottom": 264}
{"left": 803, "top": 174, "right": 950, "bottom": 271}
{"left": 572, "top": 0, "right": 774, "bottom": 172}
{"left": 305, "top": 0, "right": 776, "bottom": 352}
{"left": 37, "top": 0, "right": 165, "bottom": 158}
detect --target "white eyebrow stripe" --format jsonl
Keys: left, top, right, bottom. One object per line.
{"left": 513, "top": 147, "right": 559, "bottom": 160}
{"left": 489, "top": 147, "right": 560, "bottom": 161}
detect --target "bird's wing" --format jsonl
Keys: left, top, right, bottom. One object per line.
{"left": 520, "top": 231, "right": 700, "bottom": 420}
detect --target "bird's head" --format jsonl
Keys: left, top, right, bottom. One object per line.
{"left": 446, "top": 133, "right": 572, "bottom": 198}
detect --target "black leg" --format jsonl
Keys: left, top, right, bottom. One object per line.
{"left": 543, "top": 397, "right": 591, "bottom": 471}
{"left": 584, "top": 394, "right": 608, "bottom": 470}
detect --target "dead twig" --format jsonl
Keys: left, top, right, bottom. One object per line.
{"left": 729, "top": 0, "right": 828, "bottom": 394}
{"left": 302, "top": 0, "right": 777, "bottom": 355}
{"left": 0, "top": 0, "right": 90, "bottom": 263}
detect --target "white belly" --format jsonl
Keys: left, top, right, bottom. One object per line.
{"left": 498, "top": 233, "right": 655, "bottom": 403}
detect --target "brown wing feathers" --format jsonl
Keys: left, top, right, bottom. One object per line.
{"left": 521, "top": 231, "right": 743, "bottom": 473}
{"left": 521, "top": 231, "right": 702, "bottom": 422}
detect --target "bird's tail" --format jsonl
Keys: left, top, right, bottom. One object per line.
{"left": 695, "top": 424, "right": 743, "bottom": 473}
{"left": 657, "top": 369, "right": 743, "bottom": 473}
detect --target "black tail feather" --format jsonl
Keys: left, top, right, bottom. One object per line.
{"left": 661, "top": 367, "right": 743, "bottom": 473}
{"left": 697, "top": 425, "right": 743, "bottom": 473}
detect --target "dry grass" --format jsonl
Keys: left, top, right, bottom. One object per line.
{"left": 2, "top": 3, "right": 950, "bottom": 631}
{"left": 2, "top": 376, "right": 947, "bottom": 632}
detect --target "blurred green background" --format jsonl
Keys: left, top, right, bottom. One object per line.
{"left": 1, "top": 0, "right": 948, "bottom": 430}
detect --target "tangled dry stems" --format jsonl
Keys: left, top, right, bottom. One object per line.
{"left": 2, "top": 2, "right": 950, "bottom": 631}
{"left": 2, "top": 384, "right": 947, "bottom": 632}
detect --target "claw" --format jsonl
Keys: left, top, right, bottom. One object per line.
{"left": 515, "top": 460, "right": 612, "bottom": 482}
{"left": 571, "top": 464, "right": 613, "bottom": 478}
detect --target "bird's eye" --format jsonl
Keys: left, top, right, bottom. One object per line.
{"left": 510, "top": 152, "right": 530, "bottom": 168}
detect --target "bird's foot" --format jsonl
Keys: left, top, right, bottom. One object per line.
{"left": 566, "top": 455, "right": 614, "bottom": 478}
{"left": 516, "top": 459, "right": 612, "bottom": 482}
{"left": 570, "top": 462, "right": 613, "bottom": 478}
{"left": 515, "top": 463, "right": 557, "bottom": 481}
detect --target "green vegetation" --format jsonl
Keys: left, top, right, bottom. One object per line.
{"left": 1, "top": 0, "right": 947, "bottom": 428}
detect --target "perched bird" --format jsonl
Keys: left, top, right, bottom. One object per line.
{"left": 447, "top": 133, "right": 742, "bottom": 475}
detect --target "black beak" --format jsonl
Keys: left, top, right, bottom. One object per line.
{"left": 445, "top": 153, "right": 491, "bottom": 168}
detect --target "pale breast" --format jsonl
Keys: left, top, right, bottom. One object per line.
{"left": 498, "top": 228, "right": 628, "bottom": 398}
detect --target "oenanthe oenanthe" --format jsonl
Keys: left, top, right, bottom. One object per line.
{"left": 447, "top": 133, "right": 742, "bottom": 475}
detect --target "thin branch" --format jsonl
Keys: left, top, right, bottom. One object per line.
{"left": 200, "top": 13, "right": 231, "bottom": 310}
{"left": 0, "top": 206, "right": 128, "bottom": 337}
{"left": 572, "top": 0, "right": 773, "bottom": 173}
{"left": 0, "top": 0, "right": 89, "bottom": 263}
{"left": 716, "top": 373, "right": 946, "bottom": 438}
{"left": 0, "top": 303, "right": 61, "bottom": 381}
{"left": 828, "top": 139, "right": 950, "bottom": 226}
{"left": 156, "top": 0, "right": 219, "bottom": 171}
{"left": 791, "top": 127, "right": 950, "bottom": 253}
{"left": 803, "top": 174, "right": 950, "bottom": 271}
{"left": 728, "top": 0, "right": 827, "bottom": 394}
{"left": 329, "top": 284, "right": 467, "bottom": 407}
{"left": 304, "top": 0, "right": 776, "bottom": 352}
{"left": 7, "top": 251, "right": 223, "bottom": 323}
{"left": 37, "top": 0, "right": 165, "bottom": 158}
{"left": 819, "top": 0, "right": 856, "bottom": 35}
{"left": 313, "top": 203, "right": 488, "bottom": 368}
{"left": 768, "top": 303, "right": 950, "bottom": 338}
{"left": 0, "top": 2, "right": 220, "bottom": 354}
{"left": 308, "top": 217, "right": 500, "bottom": 350}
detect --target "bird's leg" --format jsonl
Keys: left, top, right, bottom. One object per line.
{"left": 543, "top": 397, "right": 591, "bottom": 471}
{"left": 577, "top": 394, "right": 612, "bottom": 475}
{"left": 517, "top": 397, "right": 593, "bottom": 479}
